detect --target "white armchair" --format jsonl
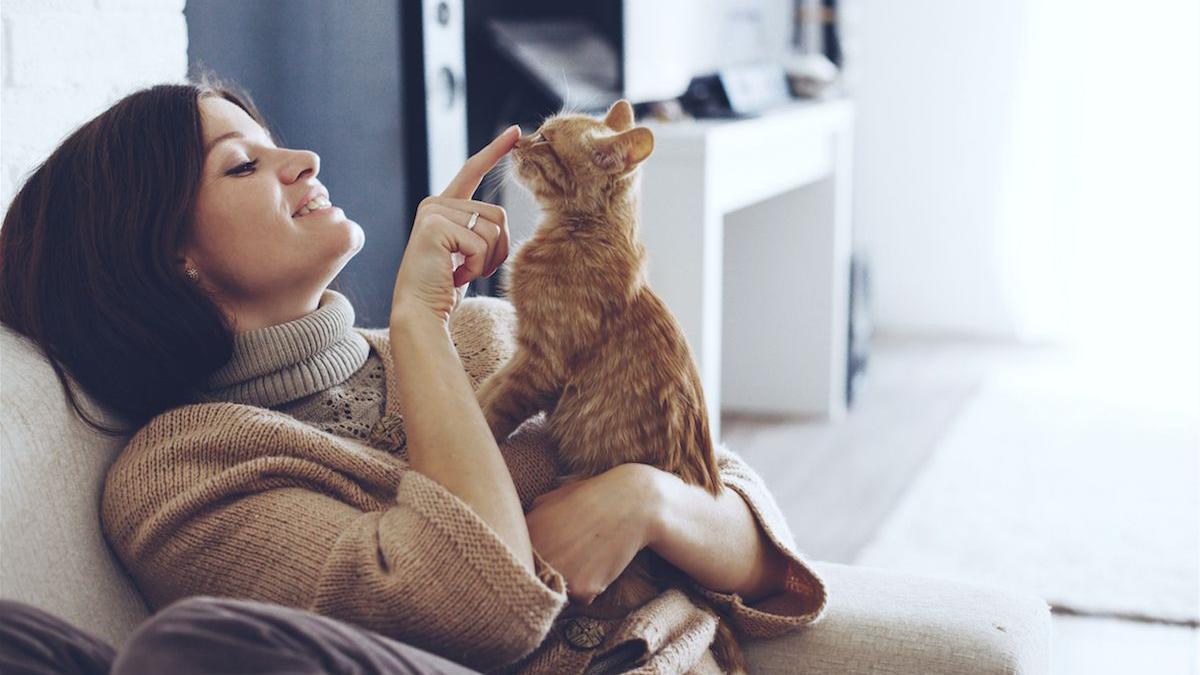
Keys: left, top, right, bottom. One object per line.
{"left": 0, "top": 317, "right": 1051, "bottom": 673}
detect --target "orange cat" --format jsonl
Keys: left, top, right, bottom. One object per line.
{"left": 475, "top": 100, "right": 745, "bottom": 673}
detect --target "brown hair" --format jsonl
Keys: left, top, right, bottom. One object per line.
{"left": 0, "top": 68, "right": 275, "bottom": 436}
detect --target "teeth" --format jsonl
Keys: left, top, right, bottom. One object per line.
{"left": 295, "top": 196, "right": 332, "bottom": 217}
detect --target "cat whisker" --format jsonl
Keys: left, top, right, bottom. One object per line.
{"left": 480, "top": 165, "right": 511, "bottom": 201}
{"left": 551, "top": 92, "right": 610, "bottom": 119}
{"left": 478, "top": 154, "right": 524, "bottom": 202}
{"left": 478, "top": 174, "right": 502, "bottom": 202}
{"left": 560, "top": 65, "right": 572, "bottom": 111}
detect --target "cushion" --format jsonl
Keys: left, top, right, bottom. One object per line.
{"left": 0, "top": 323, "right": 150, "bottom": 647}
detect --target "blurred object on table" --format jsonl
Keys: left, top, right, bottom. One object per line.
{"left": 784, "top": 52, "right": 841, "bottom": 99}
{"left": 678, "top": 63, "right": 792, "bottom": 119}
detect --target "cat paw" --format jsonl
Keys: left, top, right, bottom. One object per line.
{"left": 483, "top": 410, "right": 513, "bottom": 443}
{"left": 488, "top": 424, "right": 508, "bottom": 444}
{"left": 474, "top": 387, "right": 491, "bottom": 410}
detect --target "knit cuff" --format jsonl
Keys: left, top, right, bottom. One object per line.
{"left": 391, "top": 469, "right": 568, "bottom": 666}
{"left": 687, "top": 446, "right": 829, "bottom": 639}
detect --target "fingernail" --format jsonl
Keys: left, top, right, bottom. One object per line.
{"left": 505, "top": 124, "right": 521, "bottom": 137}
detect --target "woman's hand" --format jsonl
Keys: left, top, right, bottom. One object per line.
{"left": 390, "top": 125, "right": 520, "bottom": 328}
{"left": 525, "top": 464, "right": 663, "bottom": 605}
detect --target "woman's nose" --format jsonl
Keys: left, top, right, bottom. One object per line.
{"left": 291, "top": 149, "right": 320, "bottom": 180}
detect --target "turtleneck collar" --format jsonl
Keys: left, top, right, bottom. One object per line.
{"left": 204, "top": 288, "right": 370, "bottom": 408}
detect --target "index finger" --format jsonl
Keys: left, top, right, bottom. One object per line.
{"left": 440, "top": 124, "right": 521, "bottom": 199}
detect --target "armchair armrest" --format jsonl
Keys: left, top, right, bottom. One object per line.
{"left": 743, "top": 561, "right": 1052, "bottom": 674}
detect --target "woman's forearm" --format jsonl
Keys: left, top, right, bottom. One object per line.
{"left": 390, "top": 312, "right": 535, "bottom": 573}
{"left": 647, "top": 470, "right": 790, "bottom": 603}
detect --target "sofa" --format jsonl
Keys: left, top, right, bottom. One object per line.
{"left": 0, "top": 315, "right": 1053, "bottom": 673}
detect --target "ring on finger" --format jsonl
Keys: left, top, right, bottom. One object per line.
{"left": 466, "top": 211, "right": 480, "bottom": 231}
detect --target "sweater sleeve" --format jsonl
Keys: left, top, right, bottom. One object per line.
{"left": 686, "top": 444, "right": 829, "bottom": 639}
{"left": 311, "top": 469, "right": 568, "bottom": 668}
{"left": 101, "top": 420, "right": 567, "bottom": 672}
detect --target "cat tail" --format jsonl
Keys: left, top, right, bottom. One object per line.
{"left": 711, "top": 619, "right": 748, "bottom": 674}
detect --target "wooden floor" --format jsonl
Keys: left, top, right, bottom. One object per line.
{"left": 719, "top": 336, "right": 1046, "bottom": 564}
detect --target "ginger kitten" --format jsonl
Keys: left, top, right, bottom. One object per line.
{"left": 475, "top": 100, "right": 746, "bottom": 674}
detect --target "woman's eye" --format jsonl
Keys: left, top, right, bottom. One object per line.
{"left": 228, "top": 159, "right": 258, "bottom": 175}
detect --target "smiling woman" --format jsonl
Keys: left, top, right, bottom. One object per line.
{"left": 0, "top": 70, "right": 276, "bottom": 434}
{"left": 0, "top": 69, "right": 372, "bottom": 434}
{"left": 184, "top": 94, "right": 365, "bottom": 333}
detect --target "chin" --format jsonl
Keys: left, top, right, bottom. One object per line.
{"left": 332, "top": 217, "right": 364, "bottom": 247}
{"left": 345, "top": 219, "right": 366, "bottom": 254}
{"left": 513, "top": 159, "right": 538, "bottom": 190}
{"left": 317, "top": 220, "right": 365, "bottom": 270}
{"left": 513, "top": 172, "right": 544, "bottom": 199}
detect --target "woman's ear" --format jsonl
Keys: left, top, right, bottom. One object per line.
{"left": 592, "top": 126, "right": 654, "bottom": 174}
{"left": 603, "top": 99, "right": 635, "bottom": 131}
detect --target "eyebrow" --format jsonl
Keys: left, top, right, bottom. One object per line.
{"left": 205, "top": 129, "right": 276, "bottom": 159}
{"left": 205, "top": 131, "right": 244, "bottom": 156}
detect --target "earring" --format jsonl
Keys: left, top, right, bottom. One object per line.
{"left": 185, "top": 265, "right": 200, "bottom": 282}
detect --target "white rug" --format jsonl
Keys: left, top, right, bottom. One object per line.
{"left": 1050, "top": 614, "right": 1198, "bottom": 675}
{"left": 854, "top": 358, "right": 1200, "bottom": 626}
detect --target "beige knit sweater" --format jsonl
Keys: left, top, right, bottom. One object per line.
{"left": 100, "top": 293, "right": 828, "bottom": 675}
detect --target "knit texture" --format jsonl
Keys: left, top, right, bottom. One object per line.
{"left": 100, "top": 296, "right": 828, "bottom": 674}
{"left": 275, "top": 352, "right": 392, "bottom": 450}
{"left": 204, "top": 289, "right": 370, "bottom": 407}
{"left": 199, "top": 288, "right": 405, "bottom": 453}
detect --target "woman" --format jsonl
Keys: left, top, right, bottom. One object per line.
{"left": 0, "top": 72, "right": 827, "bottom": 674}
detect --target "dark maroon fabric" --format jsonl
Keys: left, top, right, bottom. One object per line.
{"left": 1, "top": 596, "right": 482, "bottom": 675}
{"left": 112, "top": 596, "right": 481, "bottom": 674}
{"left": 0, "top": 599, "right": 115, "bottom": 675}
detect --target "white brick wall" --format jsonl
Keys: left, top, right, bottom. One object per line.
{"left": 0, "top": 0, "right": 188, "bottom": 214}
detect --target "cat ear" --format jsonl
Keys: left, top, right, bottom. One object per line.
{"left": 603, "top": 99, "right": 635, "bottom": 131}
{"left": 593, "top": 127, "right": 654, "bottom": 173}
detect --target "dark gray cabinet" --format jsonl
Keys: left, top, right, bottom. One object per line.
{"left": 185, "top": 0, "right": 411, "bottom": 328}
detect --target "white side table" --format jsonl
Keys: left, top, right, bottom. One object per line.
{"left": 639, "top": 99, "right": 855, "bottom": 439}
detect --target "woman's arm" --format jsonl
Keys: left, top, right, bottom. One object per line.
{"left": 648, "top": 448, "right": 830, "bottom": 637}
{"left": 391, "top": 310, "right": 535, "bottom": 573}
{"left": 101, "top": 408, "right": 567, "bottom": 672}
{"left": 523, "top": 452, "right": 828, "bottom": 633}
{"left": 645, "top": 467, "right": 790, "bottom": 603}
{"left": 387, "top": 124, "right": 531, "bottom": 572}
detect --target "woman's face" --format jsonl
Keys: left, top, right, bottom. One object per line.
{"left": 183, "top": 96, "right": 364, "bottom": 330}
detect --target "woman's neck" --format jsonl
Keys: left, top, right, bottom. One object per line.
{"left": 224, "top": 290, "right": 324, "bottom": 333}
